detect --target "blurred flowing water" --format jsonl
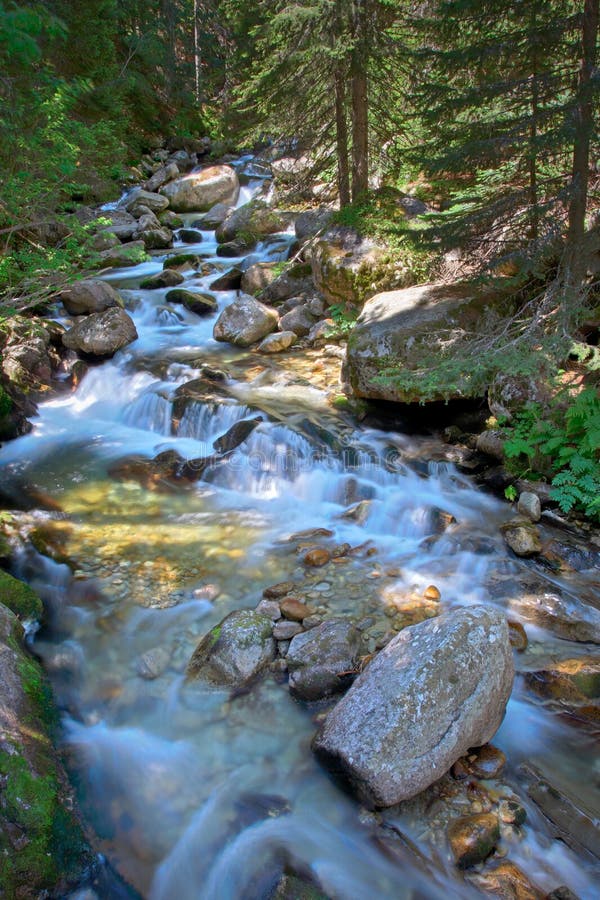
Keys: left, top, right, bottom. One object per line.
{"left": 1, "top": 157, "right": 598, "bottom": 899}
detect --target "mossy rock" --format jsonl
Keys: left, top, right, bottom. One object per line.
{"left": 0, "top": 570, "right": 43, "bottom": 620}
{"left": 0, "top": 603, "right": 93, "bottom": 897}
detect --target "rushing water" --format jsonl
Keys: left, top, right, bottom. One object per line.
{"left": 1, "top": 157, "right": 599, "bottom": 899}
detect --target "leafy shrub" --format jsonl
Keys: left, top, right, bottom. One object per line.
{"left": 503, "top": 386, "right": 600, "bottom": 521}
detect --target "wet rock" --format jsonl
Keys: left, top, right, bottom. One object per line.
{"left": 287, "top": 619, "right": 362, "bottom": 701}
{"left": 178, "top": 228, "right": 204, "bottom": 244}
{"left": 545, "top": 888, "right": 580, "bottom": 900}
{"left": 524, "top": 656, "right": 600, "bottom": 722}
{"left": 193, "top": 202, "right": 233, "bottom": 229}
{"left": 468, "top": 860, "right": 542, "bottom": 898}
{"left": 540, "top": 539, "right": 600, "bottom": 573}
{"left": 186, "top": 609, "right": 276, "bottom": 688}
{"left": 279, "top": 304, "right": 317, "bottom": 337}
{"left": 518, "top": 492, "right": 542, "bottom": 522}
{"left": 523, "top": 762, "right": 600, "bottom": 859}
{"left": 209, "top": 267, "right": 243, "bottom": 291}
{"left": 59, "top": 279, "right": 122, "bottom": 316}
{"left": 159, "top": 210, "right": 184, "bottom": 229}
{"left": 216, "top": 200, "right": 284, "bottom": 244}
{"left": 136, "top": 647, "right": 171, "bottom": 680}
{"left": 447, "top": 813, "right": 500, "bottom": 868}
{"left": 160, "top": 165, "right": 240, "bottom": 212}
{"left": 510, "top": 588, "right": 600, "bottom": 644}
{"left": 166, "top": 289, "right": 217, "bottom": 316}
{"left": 162, "top": 252, "right": 203, "bottom": 271}
{"left": 140, "top": 269, "right": 184, "bottom": 289}
{"left": 0, "top": 570, "right": 43, "bottom": 621}
{"left": 339, "top": 499, "right": 372, "bottom": 525}
{"left": 139, "top": 225, "right": 173, "bottom": 250}
{"left": 273, "top": 620, "right": 303, "bottom": 641}
{"left": 144, "top": 162, "right": 179, "bottom": 193}
{"left": 122, "top": 188, "right": 170, "bottom": 214}
{"left": 313, "top": 606, "right": 514, "bottom": 807}
{"left": 97, "top": 240, "right": 147, "bottom": 268}
{"left": 264, "top": 582, "right": 296, "bottom": 599}
{"left": 303, "top": 548, "right": 331, "bottom": 567}
{"left": 62, "top": 308, "right": 138, "bottom": 358}
{"left": 213, "top": 293, "right": 279, "bottom": 347}
{"left": 280, "top": 598, "right": 314, "bottom": 622}
{"left": 217, "top": 237, "right": 256, "bottom": 256}
{"left": 460, "top": 745, "right": 507, "bottom": 780}
{"left": 258, "top": 331, "right": 297, "bottom": 353}
{"left": 501, "top": 521, "right": 542, "bottom": 557}
{"left": 213, "top": 416, "right": 262, "bottom": 454}
{"left": 476, "top": 430, "right": 506, "bottom": 461}
{"left": 256, "top": 599, "right": 281, "bottom": 620}
{"left": 423, "top": 585, "right": 441, "bottom": 601}
{"left": 508, "top": 621, "right": 528, "bottom": 651}
{"left": 498, "top": 798, "right": 527, "bottom": 827}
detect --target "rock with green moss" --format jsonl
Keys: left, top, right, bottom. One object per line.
{"left": 310, "top": 227, "right": 408, "bottom": 306}
{"left": 346, "top": 282, "right": 519, "bottom": 403}
{"left": 0, "top": 603, "right": 93, "bottom": 897}
{"left": 186, "top": 609, "right": 276, "bottom": 687}
{"left": 215, "top": 200, "right": 285, "bottom": 245}
{"left": 0, "top": 570, "right": 43, "bottom": 620}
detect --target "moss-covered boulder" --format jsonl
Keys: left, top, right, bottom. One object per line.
{"left": 0, "top": 603, "right": 93, "bottom": 897}
{"left": 310, "top": 227, "right": 407, "bottom": 306}
{"left": 186, "top": 609, "right": 276, "bottom": 688}
{"left": 215, "top": 201, "right": 285, "bottom": 245}
{"left": 0, "top": 570, "right": 43, "bottom": 620}
{"left": 346, "top": 282, "right": 518, "bottom": 403}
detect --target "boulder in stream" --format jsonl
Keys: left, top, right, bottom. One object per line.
{"left": 313, "top": 605, "right": 514, "bottom": 807}
{"left": 166, "top": 289, "right": 217, "bottom": 316}
{"left": 215, "top": 200, "right": 285, "bottom": 244}
{"left": 287, "top": 618, "right": 363, "bottom": 701}
{"left": 62, "top": 308, "right": 138, "bottom": 357}
{"left": 160, "top": 166, "right": 239, "bottom": 212}
{"left": 59, "top": 279, "right": 123, "bottom": 316}
{"left": 213, "top": 293, "right": 278, "bottom": 347}
{"left": 186, "top": 609, "right": 276, "bottom": 688}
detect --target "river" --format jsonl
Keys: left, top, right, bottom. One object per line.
{"left": 0, "top": 156, "right": 598, "bottom": 899}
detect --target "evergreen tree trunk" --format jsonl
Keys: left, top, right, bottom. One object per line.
{"left": 194, "top": 0, "right": 201, "bottom": 103}
{"left": 566, "top": 0, "right": 599, "bottom": 281}
{"left": 528, "top": 3, "right": 540, "bottom": 240}
{"left": 335, "top": 69, "right": 351, "bottom": 207}
{"left": 351, "top": 0, "right": 369, "bottom": 201}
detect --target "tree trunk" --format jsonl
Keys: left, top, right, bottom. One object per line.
{"left": 193, "top": 0, "right": 201, "bottom": 103}
{"left": 566, "top": 0, "right": 599, "bottom": 282}
{"left": 528, "top": 3, "right": 540, "bottom": 240}
{"left": 351, "top": 0, "right": 369, "bottom": 201}
{"left": 335, "top": 69, "right": 351, "bottom": 207}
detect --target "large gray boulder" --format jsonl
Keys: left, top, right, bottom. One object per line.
{"left": 186, "top": 609, "right": 276, "bottom": 688}
{"left": 295, "top": 207, "right": 334, "bottom": 242}
{"left": 215, "top": 200, "right": 285, "bottom": 244}
{"left": 144, "top": 162, "right": 180, "bottom": 193}
{"left": 122, "top": 188, "right": 170, "bottom": 215}
{"left": 59, "top": 279, "right": 122, "bottom": 316}
{"left": 213, "top": 294, "right": 278, "bottom": 347}
{"left": 62, "top": 308, "right": 138, "bottom": 357}
{"left": 287, "top": 619, "right": 362, "bottom": 701}
{"left": 346, "top": 282, "right": 517, "bottom": 403}
{"left": 313, "top": 606, "right": 514, "bottom": 807}
{"left": 160, "top": 166, "right": 239, "bottom": 213}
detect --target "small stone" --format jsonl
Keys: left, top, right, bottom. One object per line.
{"left": 193, "top": 583, "right": 220, "bottom": 601}
{"left": 258, "top": 330, "right": 297, "bottom": 353}
{"left": 304, "top": 548, "right": 331, "bottom": 567}
{"left": 263, "top": 581, "right": 295, "bottom": 599}
{"left": 498, "top": 798, "right": 527, "bottom": 827}
{"left": 466, "top": 744, "right": 506, "bottom": 779}
{"left": 256, "top": 599, "right": 282, "bottom": 620}
{"left": 518, "top": 491, "right": 542, "bottom": 522}
{"left": 469, "top": 861, "right": 541, "bottom": 900}
{"left": 332, "top": 543, "right": 351, "bottom": 558}
{"left": 448, "top": 813, "right": 500, "bottom": 868}
{"left": 273, "top": 620, "right": 303, "bottom": 640}
{"left": 280, "top": 597, "right": 315, "bottom": 622}
{"left": 423, "top": 584, "right": 441, "bottom": 601}
{"left": 136, "top": 647, "right": 171, "bottom": 680}
{"left": 501, "top": 521, "right": 542, "bottom": 557}
{"left": 508, "top": 620, "right": 529, "bottom": 651}
{"left": 277, "top": 640, "right": 291, "bottom": 658}
{"left": 303, "top": 615, "right": 323, "bottom": 630}
{"left": 545, "top": 887, "right": 580, "bottom": 900}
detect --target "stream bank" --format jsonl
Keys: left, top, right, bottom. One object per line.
{"left": 0, "top": 149, "right": 598, "bottom": 899}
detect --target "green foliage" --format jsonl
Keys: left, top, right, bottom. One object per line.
{"left": 328, "top": 303, "right": 359, "bottom": 338}
{"left": 503, "top": 387, "right": 600, "bottom": 521}
{"left": 504, "top": 484, "right": 518, "bottom": 502}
